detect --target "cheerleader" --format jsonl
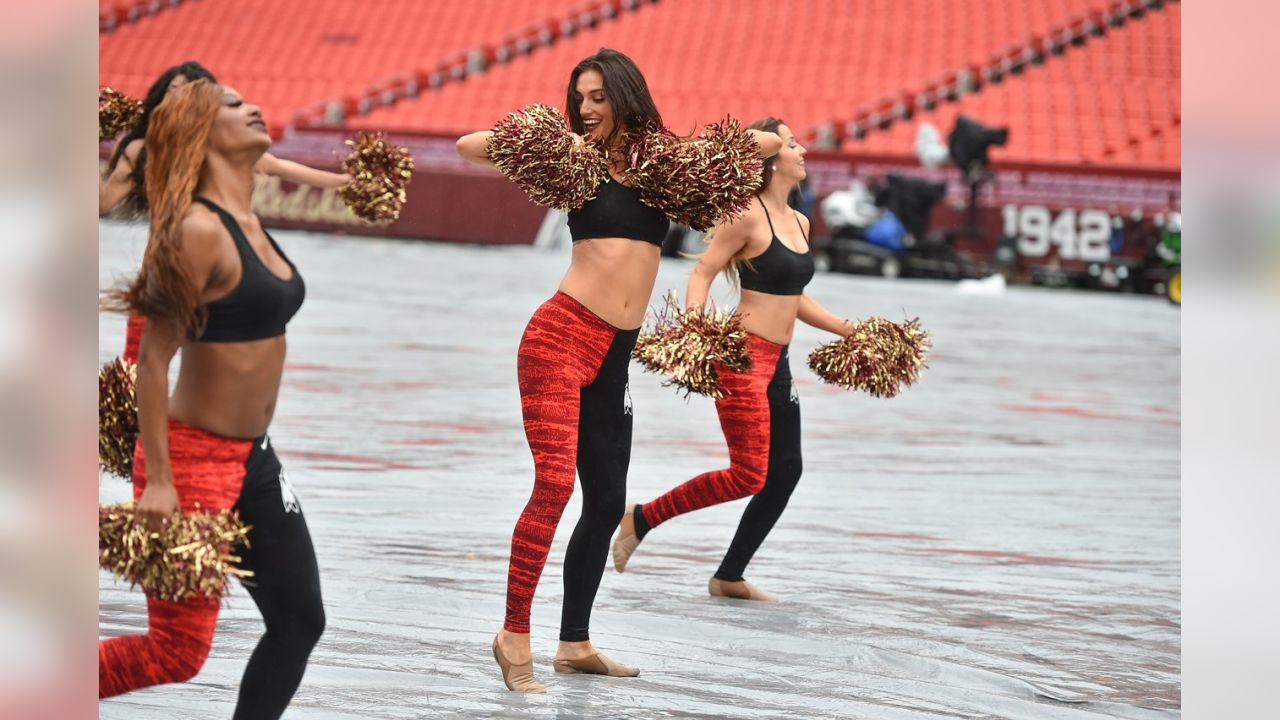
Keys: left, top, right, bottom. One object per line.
{"left": 457, "top": 48, "right": 780, "bottom": 692}
{"left": 99, "top": 80, "right": 323, "bottom": 720}
{"left": 612, "top": 117, "right": 855, "bottom": 602}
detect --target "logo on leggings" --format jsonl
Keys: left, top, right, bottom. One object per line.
{"left": 624, "top": 382, "right": 633, "bottom": 415}
{"left": 278, "top": 469, "right": 301, "bottom": 513}
{"left": 789, "top": 379, "right": 799, "bottom": 404}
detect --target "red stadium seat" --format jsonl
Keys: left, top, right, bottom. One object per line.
{"left": 836, "top": 0, "right": 1178, "bottom": 168}
{"left": 101, "top": 0, "right": 1177, "bottom": 170}
{"left": 99, "top": 0, "right": 582, "bottom": 135}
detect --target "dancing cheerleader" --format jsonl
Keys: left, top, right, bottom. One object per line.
{"left": 612, "top": 117, "right": 855, "bottom": 602}
{"left": 101, "top": 61, "right": 351, "bottom": 364}
{"left": 456, "top": 48, "right": 780, "bottom": 692}
{"left": 99, "top": 80, "right": 324, "bottom": 719}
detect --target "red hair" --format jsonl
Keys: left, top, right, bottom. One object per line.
{"left": 104, "top": 79, "right": 221, "bottom": 336}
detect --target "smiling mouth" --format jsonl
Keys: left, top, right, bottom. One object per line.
{"left": 583, "top": 119, "right": 602, "bottom": 133}
{"left": 249, "top": 119, "right": 267, "bottom": 130}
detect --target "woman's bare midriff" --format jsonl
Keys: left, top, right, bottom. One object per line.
{"left": 558, "top": 237, "right": 661, "bottom": 329}
{"left": 736, "top": 289, "right": 803, "bottom": 346}
{"left": 169, "top": 338, "right": 287, "bottom": 439}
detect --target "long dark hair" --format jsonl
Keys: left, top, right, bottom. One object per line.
{"left": 106, "top": 61, "right": 217, "bottom": 219}
{"left": 748, "top": 116, "right": 784, "bottom": 193}
{"left": 565, "top": 48, "right": 661, "bottom": 150}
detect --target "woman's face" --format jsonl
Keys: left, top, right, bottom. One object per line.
{"left": 574, "top": 69, "right": 615, "bottom": 142}
{"left": 208, "top": 87, "right": 271, "bottom": 156}
{"left": 771, "top": 124, "right": 807, "bottom": 183}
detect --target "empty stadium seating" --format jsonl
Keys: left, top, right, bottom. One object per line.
{"left": 100, "top": 0, "right": 191, "bottom": 32}
{"left": 355, "top": 0, "right": 1125, "bottom": 135}
{"left": 98, "top": 0, "right": 1179, "bottom": 170}
{"left": 847, "top": 0, "right": 1179, "bottom": 168}
{"left": 98, "top": 0, "right": 585, "bottom": 135}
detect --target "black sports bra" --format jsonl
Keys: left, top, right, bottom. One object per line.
{"left": 195, "top": 197, "right": 305, "bottom": 342}
{"left": 738, "top": 198, "right": 816, "bottom": 296}
{"left": 567, "top": 178, "right": 669, "bottom": 246}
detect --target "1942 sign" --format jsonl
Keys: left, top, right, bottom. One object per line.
{"left": 1002, "top": 205, "right": 1111, "bottom": 262}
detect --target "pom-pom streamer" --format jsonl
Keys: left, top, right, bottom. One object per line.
{"left": 486, "top": 104, "right": 609, "bottom": 211}
{"left": 337, "top": 132, "right": 415, "bottom": 224}
{"left": 632, "top": 291, "right": 751, "bottom": 399}
{"left": 622, "top": 118, "right": 763, "bottom": 230}
{"left": 99, "top": 357, "right": 139, "bottom": 479}
{"left": 807, "top": 317, "right": 931, "bottom": 398}
{"left": 99, "top": 87, "right": 143, "bottom": 142}
{"left": 99, "top": 502, "right": 253, "bottom": 603}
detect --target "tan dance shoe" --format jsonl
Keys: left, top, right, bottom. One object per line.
{"left": 708, "top": 577, "right": 778, "bottom": 603}
{"left": 611, "top": 504, "right": 641, "bottom": 572}
{"left": 553, "top": 653, "right": 640, "bottom": 677}
{"left": 492, "top": 635, "right": 545, "bottom": 693}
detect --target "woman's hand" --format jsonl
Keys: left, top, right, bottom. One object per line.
{"left": 135, "top": 481, "right": 180, "bottom": 532}
{"left": 747, "top": 129, "right": 783, "bottom": 157}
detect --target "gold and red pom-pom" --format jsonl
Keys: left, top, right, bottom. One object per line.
{"left": 99, "top": 357, "right": 139, "bottom": 479}
{"left": 632, "top": 292, "right": 751, "bottom": 399}
{"left": 807, "top": 317, "right": 932, "bottom": 398}
{"left": 99, "top": 502, "right": 253, "bottom": 603}
{"left": 486, "top": 104, "right": 609, "bottom": 211}
{"left": 336, "top": 132, "right": 415, "bottom": 224}
{"left": 99, "top": 87, "right": 143, "bottom": 142}
{"left": 622, "top": 117, "right": 763, "bottom": 230}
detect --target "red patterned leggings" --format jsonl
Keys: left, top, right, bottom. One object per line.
{"left": 506, "top": 292, "right": 638, "bottom": 641}
{"left": 99, "top": 421, "right": 324, "bottom": 719}
{"left": 638, "top": 335, "right": 804, "bottom": 581}
{"left": 99, "top": 422, "right": 251, "bottom": 696}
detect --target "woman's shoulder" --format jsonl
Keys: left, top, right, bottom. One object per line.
{"left": 713, "top": 198, "right": 766, "bottom": 245}
{"left": 794, "top": 209, "right": 811, "bottom": 232}
{"left": 180, "top": 202, "right": 225, "bottom": 237}
{"left": 715, "top": 201, "right": 761, "bottom": 230}
{"left": 730, "top": 197, "right": 767, "bottom": 225}
{"left": 109, "top": 138, "right": 145, "bottom": 173}
{"left": 122, "top": 138, "right": 145, "bottom": 162}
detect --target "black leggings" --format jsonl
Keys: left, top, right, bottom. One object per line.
{"left": 233, "top": 436, "right": 326, "bottom": 720}
{"left": 715, "top": 349, "right": 804, "bottom": 581}
{"left": 561, "top": 329, "right": 637, "bottom": 641}
{"left": 100, "top": 426, "right": 324, "bottom": 718}
{"left": 507, "top": 292, "right": 637, "bottom": 643}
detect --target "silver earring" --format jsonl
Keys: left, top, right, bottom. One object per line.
{"left": 771, "top": 164, "right": 777, "bottom": 171}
